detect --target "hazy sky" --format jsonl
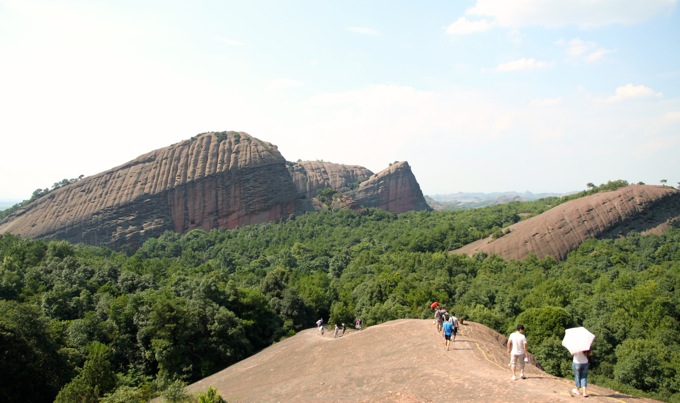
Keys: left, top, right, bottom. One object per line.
{"left": 1, "top": 0, "right": 679, "bottom": 200}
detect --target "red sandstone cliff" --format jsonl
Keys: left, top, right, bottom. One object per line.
{"left": 452, "top": 185, "right": 680, "bottom": 261}
{"left": 0, "top": 132, "right": 306, "bottom": 250}
{"left": 351, "top": 161, "right": 431, "bottom": 213}
{"left": 288, "top": 161, "right": 373, "bottom": 199}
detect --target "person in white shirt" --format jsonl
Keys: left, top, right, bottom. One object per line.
{"left": 507, "top": 324, "right": 529, "bottom": 381}
{"left": 571, "top": 350, "right": 590, "bottom": 397}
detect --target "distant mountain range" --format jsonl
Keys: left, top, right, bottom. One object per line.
{"left": 426, "top": 191, "right": 573, "bottom": 210}
{"left": 0, "top": 201, "right": 19, "bottom": 211}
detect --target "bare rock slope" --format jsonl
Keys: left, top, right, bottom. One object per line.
{"left": 0, "top": 132, "right": 305, "bottom": 250}
{"left": 182, "top": 319, "right": 658, "bottom": 402}
{"left": 0, "top": 132, "right": 430, "bottom": 250}
{"left": 453, "top": 185, "right": 680, "bottom": 261}
{"left": 288, "top": 161, "right": 373, "bottom": 199}
{"left": 352, "top": 161, "right": 431, "bottom": 213}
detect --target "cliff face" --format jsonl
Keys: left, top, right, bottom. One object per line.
{"left": 0, "top": 132, "right": 305, "bottom": 250}
{"left": 452, "top": 185, "right": 680, "bottom": 261}
{"left": 288, "top": 161, "right": 373, "bottom": 199}
{"left": 351, "top": 161, "right": 431, "bottom": 213}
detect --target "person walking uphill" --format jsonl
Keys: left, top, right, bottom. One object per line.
{"left": 442, "top": 315, "right": 454, "bottom": 351}
{"left": 572, "top": 350, "right": 591, "bottom": 397}
{"left": 507, "top": 324, "right": 529, "bottom": 381}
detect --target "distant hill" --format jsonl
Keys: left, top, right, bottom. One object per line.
{"left": 0, "top": 200, "right": 19, "bottom": 211}
{"left": 177, "top": 319, "right": 659, "bottom": 402}
{"left": 427, "top": 191, "right": 570, "bottom": 210}
{"left": 452, "top": 185, "right": 680, "bottom": 261}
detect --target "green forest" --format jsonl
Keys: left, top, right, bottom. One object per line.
{"left": 1, "top": 188, "right": 679, "bottom": 402}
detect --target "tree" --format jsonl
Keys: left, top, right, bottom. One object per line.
{"left": 55, "top": 342, "right": 117, "bottom": 403}
{"left": 0, "top": 300, "right": 69, "bottom": 402}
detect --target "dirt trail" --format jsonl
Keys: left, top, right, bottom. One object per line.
{"left": 184, "top": 319, "right": 659, "bottom": 402}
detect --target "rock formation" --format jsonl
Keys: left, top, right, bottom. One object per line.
{"left": 288, "top": 160, "right": 430, "bottom": 214}
{"left": 351, "top": 161, "right": 431, "bottom": 213}
{"left": 0, "top": 132, "right": 306, "bottom": 251}
{"left": 452, "top": 185, "right": 680, "bottom": 261}
{"left": 288, "top": 161, "right": 373, "bottom": 199}
{"left": 0, "top": 132, "right": 431, "bottom": 250}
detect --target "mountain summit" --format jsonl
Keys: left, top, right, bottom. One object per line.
{"left": 0, "top": 131, "right": 429, "bottom": 250}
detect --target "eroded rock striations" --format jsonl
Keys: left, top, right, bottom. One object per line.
{"left": 352, "top": 161, "right": 431, "bottom": 213}
{"left": 0, "top": 132, "right": 431, "bottom": 250}
{"left": 288, "top": 161, "right": 373, "bottom": 199}
{"left": 0, "top": 132, "right": 306, "bottom": 250}
{"left": 452, "top": 185, "right": 680, "bottom": 261}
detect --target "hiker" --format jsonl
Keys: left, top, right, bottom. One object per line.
{"left": 334, "top": 323, "right": 339, "bottom": 338}
{"left": 442, "top": 314, "right": 454, "bottom": 351}
{"left": 316, "top": 318, "right": 324, "bottom": 335}
{"left": 507, "top": 324, "right": 529, "bottom": 381}
{"left": 341, "top": 323, "right": 346, "bottom": 335}
{"left": 571, "top": 350, "right": 591, "bottom": 397}
{"left": 355, "top": 318, "right": 363, "bottom": 330}
{"left": 435, "top": 308, "right": 444, "bottom": 332}
{"left": 449, "top": 312, "right": 460, "bottom": 341}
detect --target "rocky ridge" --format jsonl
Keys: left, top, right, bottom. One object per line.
{"left": 0, "top": 132, "right": 430, "bottom": 250}
{"left": 352, "top": 161, "right": 431, "bottom": 213}
{"left": 0, "top": 132, "right": 303, "bottom": 250}
{"left": 177, "top": 319, "right": 659, "bottom": 403}
{"left": 452, "top": 185, "right": 680, "bottom": 261}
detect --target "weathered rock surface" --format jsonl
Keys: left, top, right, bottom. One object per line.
{"left": 0, "top": 132, "right": 431, "bottom": 250}
{"left": 452, "top": 185, "right": 680, "bottom": 261}
{"left": 174, "top": 319, "right": 658, "bottom": 403}
{"left": 352, "top": 161, "right": 431, "bottom": 213}
{"left": 0, "top": 132, "right": 305, "bottom": 250}
{"left": 288, "top": 161, "right": 373, "bottom": 199}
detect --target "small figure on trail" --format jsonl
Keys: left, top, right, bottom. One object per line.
{"left": 449, "top": 312, "right": 460, "bottom": 341}
{"left": 571, "top": 350, "right": 591, "bottom": 397}
{"left": 334, "top": 323, "right": 340, "bottom": 338}
{"left": 442, "top": 314, "right": 454, "bottom": 351}
{"left": 435, "top": 308, "right": 444, "bottom": 332}
{"left": 507, "top": 324, "right": 529, "bottom": 381}
{"left": 341, "top": 323, "right": 346, "bottom": 335}
{"left": 316, "top": 318, "right": 324, "bottom": 335}
{"left": 355, "top": 318, "right": 363, "bottom": 330}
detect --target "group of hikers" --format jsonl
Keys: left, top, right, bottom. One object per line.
{"left": 316, "top": 318, "right": 362, "bottom": 338}
{"left": 435, "top": 307, "right": 591, "bottom": 397}
{"left": 434, "top": 306, "right": 460, "bottom": 351}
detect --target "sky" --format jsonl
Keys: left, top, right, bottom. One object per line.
{"left": 1, "top": 0, "right": 679, "bottom": 201}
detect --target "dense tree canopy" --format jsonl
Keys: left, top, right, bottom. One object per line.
{"left": 0, "top": 193, "right": 678, "bottom": 401}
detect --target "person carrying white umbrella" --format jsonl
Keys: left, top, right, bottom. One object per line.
{"left": 562, "top": 327, "right": 595, "bottom": 397}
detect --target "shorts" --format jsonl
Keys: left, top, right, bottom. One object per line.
{"left": 444, "top": 334, "right": 452, "bottom": 341}
{"left": 452, "top": 326, "right": 458, "bottom": 336}
{"left": 510, "top": 354, "right": 526, "bottom": 369}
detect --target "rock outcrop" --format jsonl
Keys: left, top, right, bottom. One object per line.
{"left": 352, "top": 161, "right": 431, "bottom": 213}
{"left": 0, "top": 132, "right": 431, "bottom": 250}
{"left": 452, "top": 185, "right": 680, "bottom": 261}
{"left": 288, "top": 161, "right": 373, "bottom": 199}
{"left": 0, "top": 132, "right": 306, "bottom": 250}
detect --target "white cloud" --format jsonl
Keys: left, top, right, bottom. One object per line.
{"left": 485, "top": 57, "right": 553, "bottom": 72}
{"left": 531, "top": 97, "right": 563, "bottom": 107}
{"left": 267, "top": 78, "right": 302, "bottom": 93}
{"left": 445, "top": 17, "right": 493, "bottom": 35}
{"left": 464, "top": 0, "right": 676, "bottom": 28}
{"left": 604, "top": 83, "right": 663, "bottom": 103}
{"left": 217, "top": 37, "right": 246, "bottom": 46}
{"left": 347, "top": 26, "right": 379, "bottom": 36}
{"left": 557, "top": 38, "right": 614, "bottom": 63}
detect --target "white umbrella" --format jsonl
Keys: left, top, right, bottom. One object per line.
{"left": 562, "top": 327, "right": 595, "bottom": 354}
